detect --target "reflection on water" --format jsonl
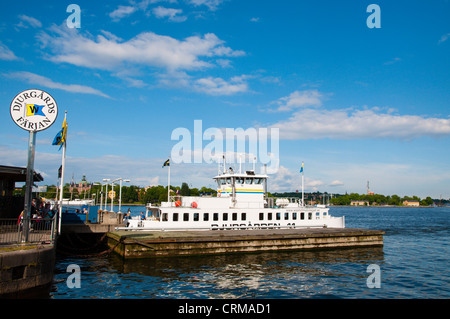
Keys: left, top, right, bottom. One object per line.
{"left": 52, "top": 247, "right": 384, "bottom": 299}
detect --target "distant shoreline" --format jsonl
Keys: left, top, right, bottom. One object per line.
{"left": 330, "top": 205, "right": 439, "bottom": 208}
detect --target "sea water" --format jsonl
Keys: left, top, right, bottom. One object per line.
{"left": 50, "top": 206, "right": 449, "bottom": 299}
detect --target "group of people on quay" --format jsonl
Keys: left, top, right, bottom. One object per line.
{"left": 17, "top": 198, "right": 57, "bottom": 230}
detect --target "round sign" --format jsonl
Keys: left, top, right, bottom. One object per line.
{"left": 10, "top": 89, "right": 58, "bottom": 132}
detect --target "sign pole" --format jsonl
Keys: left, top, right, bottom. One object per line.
{"left": 23, "top": 130, "right": 36, "bottom": 242}
{"left": 10, "top": 89, "right": 59, "bottom": 242}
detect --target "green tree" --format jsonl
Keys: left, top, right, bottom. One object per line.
{"left": 180, "top": 182, "right": 190, "bottom": 196}
{"left": 421, "top": 196, "right": 434, "bottom": 206}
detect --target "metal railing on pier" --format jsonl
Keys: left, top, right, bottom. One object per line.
{"left": 0, "top": 216, "right": 57, "bottom": 245}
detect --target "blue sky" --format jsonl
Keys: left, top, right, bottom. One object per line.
{"left": 1, "top": 0, "right": 449, "bottom": 199}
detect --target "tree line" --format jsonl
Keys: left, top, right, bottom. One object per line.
{"left": 271, "top": 191, "right": 437, "bottom": 206}
{"left": 31, "top": 182, "right": 217, "bottom": 205}
{"left": 22, "top": 183, "right": 441, "bottom": 207}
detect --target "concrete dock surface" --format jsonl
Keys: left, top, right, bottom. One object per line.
{"left": 107, "top": 227, "right": 384, "bottom": 259}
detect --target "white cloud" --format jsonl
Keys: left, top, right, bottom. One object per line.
{"left": 38, "top": 26, "right": 244, "bottom": 73}
{"left": 329, "top": 180, "right": 344, "bottom": 187}
{"left": 153, "top": 6, "right": 187, "bottom": 22}
{"left": 188, "top": 0, "right": 225, "bottom": 11}
{"left": 274, "top": 90, "right": 323, "bottom": 111}
{"left": 271, "top": 107, "right": 450, "bottom": 140}
{"left": 268, "top": 165, "right": 325, "bottom": 192}
{"left": 6, "top": 71, "right": 110, "bottom": 98}
{"left": 268, "top": 90, "right": 450, "bottom": 140}
{"left": 194, "top": 75, "right": 249, "bottom": 95}
{"left": 0, "top": 42, "right": 19, "bottom": 60}
{"left": 438, "top": 32, "right": 450, "bottom": 44}
{"left": 109, "top": 5, "right": 138, "bottom": 21}
{"left": 384, "top": 57, "right": 402, "bottom": 65}
{"left": 17, "top": 14, "right": 42, "bottom": 28}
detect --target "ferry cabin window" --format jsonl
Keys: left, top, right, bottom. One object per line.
{"left": 213, "top": 213, "right": 219, "bottom": 221}
{"left": 232, "top": 213, "right": 237, "bottom": 221}
{"left": 173, "top": 213, "right": 179, "bottom": 222}
{"left": 293, "top": 212, "right": 297, "bottom": 220}
{"left": 204, "top": 213, "right": 209, "bottom": 221}
{"left": 268, "top": 213, "right": 272, "bottom": 220}
{"left": 316, "top": 212, "right": 320, "bottom": 219}
{"left": 241, "top": 213, "right": 246, "bottom": 221}
{"left": 194, "top": 213, "right": 199, "bottom": 221}
{"left": 245, "top": 178, "right": 253, "bottom": 185}
{"left": 284, "top": 212, "right": 289, "bottom": 220}
{"left": 226, "top": 178, "right": 231, "bottom": 184}
{"left": 308, "top": 212, "right": 312, "bottom": 220}
{"left": 223, "top": 213, "right": 228, "bottom": 221}
{"left": 300, "top": 212, "right": 305, "bottom": 220}
{"left": 276, "top": 212, "right": 281, "bottom": 220}
{"left": 162, "top": 213, "right": 168, "bottom": 221}
{"left": 259, "top": 213, "right": 264, "bottom": 220}
{"left": 184, "top": 213, "right": 189, "bottom": 221}
{"left": 254, "top": 178, "right": 262, "bottom": 184}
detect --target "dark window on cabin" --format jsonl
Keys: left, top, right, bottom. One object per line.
{"left": 204, "top": 213, "right": 209, "bottom": 221}
{"left": 241, "top": 213, "right": 246, "bottom": 221}
{"left": 213, "top": 213, "right": 219, "bottom": 221}
{"left": 232, "top": 213, "right": 237, "bottom": 221}
{"left": 308, "top": 212, "right": 312, "bottom": 220}
{"left": 276, "top": 213, "right": 281, "bottom": 220}
{"left": 300, "top": 212, "right": 305, "bottom": 220}
{"left": 194, "top": 213, "right": 199, "bottom": 221}
{"left": 223, "top": 213, "right": 228, "bottom": 221}
{"left": 268, "top": 213, "right": 272, "bottom": 220}
{"left": 183, "top": 213, "right": 189, "bottom": 221}
{"left": 173, "top": 213, "right": 179, "bottom": 222}
{"left": 162, "top": 213, "right": 168, "bottom": 221}
{"left": 285, "top": 212, "right": 289, "bottom": 220}
{"left": 293, "top": 212, "right": 297, "bottom": 220}
{"left": 259, "top": 213, "right": 264, "bottom": 220}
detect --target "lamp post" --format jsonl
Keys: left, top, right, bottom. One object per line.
{"left": 110, "top": 179, "right": 116, "bottom": 212}
{"left": 93, "top": 183, "right": 101, "bottom": 209}
{"left": 102, "top": 178, "right": 110, "bottom": 211}
{"left": 109, "top": 178, "right": 130, "bottom": 213}
{"left": 118, "top": 178, "right": 130, "bottom": 213}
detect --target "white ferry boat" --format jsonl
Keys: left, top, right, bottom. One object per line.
{"left": 123, "top": 169, "right": 345, "bottom": 231}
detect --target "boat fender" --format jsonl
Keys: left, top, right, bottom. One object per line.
{"left": 175, "top": 200, "right": 181, "bottom": 207}
{"left": 191, "top": 202, "right": 198, "bottom": 208}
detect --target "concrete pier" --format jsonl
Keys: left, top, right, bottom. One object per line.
{"left": 107, "top": 228, "right": 384, "bottom": 259}
{"left": 0, "top": 244, "right": 55, "bottom": 298}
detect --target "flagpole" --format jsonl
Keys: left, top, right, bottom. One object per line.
{"left": 167, "top": 157, "right": 171, "bottom": 202}
{"left": 58, "top": 111, "right": 67, "bottom": 234}
{"left": 301, "top": 162, "right": 304, "bottom": 207}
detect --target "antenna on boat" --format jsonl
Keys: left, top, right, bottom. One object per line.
{"left": 239, "top": 154, "right": 242, "bottom": 174}
{"left": 223, "top": 154, "right": 226, "bottom": 174}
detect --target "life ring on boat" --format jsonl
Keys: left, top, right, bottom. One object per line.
{"left": 175, "top": 200, "right": 181, "bottom": 207}
{"left": 191, "top": 202, "right": 198, "bottom": 208}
